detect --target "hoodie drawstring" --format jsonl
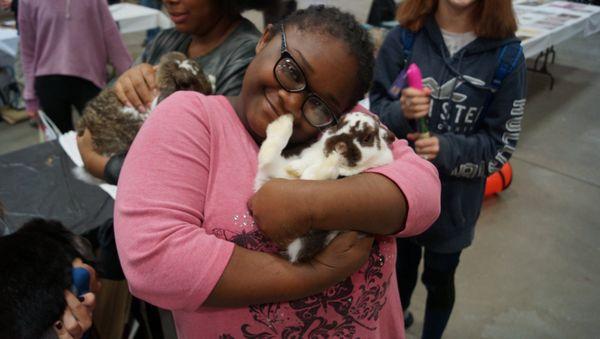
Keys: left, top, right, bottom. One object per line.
{"left": 446, "top": 49, "right": 467, "bottom": 119}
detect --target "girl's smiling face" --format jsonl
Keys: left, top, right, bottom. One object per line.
{"left": 235, "top": 26, "right": 361, "bottom": 146}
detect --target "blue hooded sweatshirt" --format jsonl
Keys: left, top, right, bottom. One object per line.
{"left": 370, "top": 16, "right": 527, "bottom": 253}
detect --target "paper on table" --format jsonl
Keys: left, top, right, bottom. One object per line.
{"left": 58, "top": 131, "right": 117, "bottom": 200}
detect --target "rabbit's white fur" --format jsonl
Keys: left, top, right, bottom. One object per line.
{"left": 254, "top": 112, "right": 395, "bottom": 262}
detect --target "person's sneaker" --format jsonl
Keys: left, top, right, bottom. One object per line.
{"left": 404, "top": 311, "right": 414, "bottom": 329}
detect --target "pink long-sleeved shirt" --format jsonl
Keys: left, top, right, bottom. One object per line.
{"left": 18, "top": 0, "right": 132, "bottom": 112}
{"left": 115, "top": 92, "right": 441, "bottom": 338}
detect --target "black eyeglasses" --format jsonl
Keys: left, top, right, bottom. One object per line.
{"left": 273, "top": 24, "right": 338, "bottom": 129}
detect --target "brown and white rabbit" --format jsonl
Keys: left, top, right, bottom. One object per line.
{"left": 254, "top": 112, "right": 395, "bottom": 262}
{"left": 76, "top": 51, "right": 213, "bottom": 157}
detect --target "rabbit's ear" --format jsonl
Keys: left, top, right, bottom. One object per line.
{"left": 382, "top": 128, "right": 395, "bottom": 145}
{"left": 334, "top": 141, "right": 348, "bottom": 154}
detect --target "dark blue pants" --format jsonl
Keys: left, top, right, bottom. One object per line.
{"left": 396, "top": 237, "right": 461, "bottom": 339}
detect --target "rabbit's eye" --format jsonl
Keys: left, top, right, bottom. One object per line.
{"left": 362, "top": 134, "right": 374, "bottom": 144}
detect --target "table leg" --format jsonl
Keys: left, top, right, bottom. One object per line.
{"left": 527, "top": 46, "right": 556, "bottom": 90}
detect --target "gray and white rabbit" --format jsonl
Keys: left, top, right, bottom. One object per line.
{"left": 254, "top": 111, "right": 395, "bottom": 262}
{"left": 76, "top": 51, "right": 213, "bottom": 157}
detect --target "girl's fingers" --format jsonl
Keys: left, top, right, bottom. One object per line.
{"left": 54, "top": 320, "right": 72, "bottom": 339}
{"left": 411, "top": 103, "right": 430, "bottom": 112}
{"left": 141, "top": 65, "right": 157, "bottom": 91}
{"left": 121, "top": 76, "right": 145, "bottom": 111}
{"left": 79, "top": 292, "right": 96, "bottom": 310}
{"left": 416, "top": 146, "right": 439, "bottom": 155}
{"left": 415, "top": 137, "right": 437, "bottom": 147}
{"left": 64, "top": 291, "right": 92, "bottom": 335}
{"left": 411, "top": 108, "right": 429, "bottom": 119}
{"left": 419, "top": 153, "right": 435, "bottom": 161}
{"left": 406, "top": 133, "right": 419, "bottom": 141}
{"left": 129, "top": 72, "right": 154, "bottom": 111}
{"left": 113, "top": 82, "right": 131, "bottom": 107}
{"left": 408, "top": 96, "right": 430, "bottom": 105}
{"left": 60, "top": 308, "right": 82, "bottom": 339}
{"left": 402, "top": 87, "right": 429, "bottom": 98}
{"left": 415, "top": 136, "right": 437, "bottom": 149}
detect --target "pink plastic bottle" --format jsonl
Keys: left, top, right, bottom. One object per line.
{"left": 406, "top": 63, "right": 430, "bottom": 137}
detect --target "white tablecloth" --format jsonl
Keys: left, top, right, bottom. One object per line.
{"left": 0, "top": 27, "right": 18, "bottom": 62}
{"left": 515, "top": 0, "right": 600, "bottom": 58}
{"left": 109, "top": 3, "right": 173, "bottom": 34}
{"left": 59, "top": 131, "right": 117, "bottom": 200}
{"left": 0, "top": 3, "right": 173, "bottom": 58}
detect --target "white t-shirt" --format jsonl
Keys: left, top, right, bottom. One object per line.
{"left": 441, "top": 28, "right": 477, "bottom": 56}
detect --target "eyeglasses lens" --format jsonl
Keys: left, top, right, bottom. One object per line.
{"left": 303, "top": 96, "right": 334, "bottom": 127}
{"left": 275, "top": 58, "right": 306, "bottom": 91}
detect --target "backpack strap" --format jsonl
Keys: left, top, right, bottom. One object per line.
{"left": 491, "top": 42, "right": 523, "bottom": 92}
{"left": 387, "top": 28, "right": 417, "bottom": 99}
{"left": 400, "top": 28, "right": 416, "bottom": 67}
{"left": 481, "top": 41, "right": 523, "bottom": 116}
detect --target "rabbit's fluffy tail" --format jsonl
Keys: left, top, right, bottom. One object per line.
{"left": 72, "top": 166, "right": 104, "bottom": 185}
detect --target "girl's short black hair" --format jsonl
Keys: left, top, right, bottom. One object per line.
{"left": 270, "top": 5, "right": 375, "bottom": 108}
{"left": 221, "top": 0, "right": 273, "bottom": 13}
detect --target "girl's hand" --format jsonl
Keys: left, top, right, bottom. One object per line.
{"left": 76, "top": 129, "right": 110, "bottom": 180}
{"left": 76, "top": 128, "right": 94, "bottom": 154}
{"left": 400, "top": 87, "right": 431, "bottom": 120}
{"left": 310, "top": 231, "right": 374, "bottom": 284}
{"left": 248, "top": 179, "right": 313, "bottom": 248}
{"left": 54, "top": 291, "right": 95, "bottom": 339}
{"left": 113, "top": 63, "right": 157, "bottom": 113}
{"left": 407, "top": 133, "right": 440, "bottom": 161}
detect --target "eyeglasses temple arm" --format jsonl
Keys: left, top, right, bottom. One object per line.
{"left": 280, "top": 24, "right": 287, "bottom": 54}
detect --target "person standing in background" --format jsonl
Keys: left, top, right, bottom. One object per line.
{"left": 370, "top": 0, "right": 526, "bottom": 338}
{"left": 78, "top": 0, "right": 268, "bottom": 183}
{"left": 18, "top": 0, "right": 132, "bottom": 133}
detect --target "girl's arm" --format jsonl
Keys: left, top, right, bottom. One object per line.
{"left": 77, "top": 129, "right": 110, "bottom": 180}
{"left": 205, "top": 231, "right": 373, "bottom": 307}
{"left": 250, "top": 138, "right": 441, "bottom": 247}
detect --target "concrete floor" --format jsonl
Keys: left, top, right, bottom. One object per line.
{"left": 1, "top": 13, "right": 599, "bottom": 339}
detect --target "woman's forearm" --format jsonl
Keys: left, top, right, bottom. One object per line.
{"left": 203, "top": 230, "right": 374, "bottom": 308}
{"left": 203, "top": 246, "right": 328, "bottom": 307}
{"left": 80, "top": 149, "right": 109, "bottom": 180}
{"left": 310, "top": 173, "right": 408, "bottom": 235}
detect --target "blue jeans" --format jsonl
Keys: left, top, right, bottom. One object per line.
{"left": 139, "top": 0, "right": 162, "bottom": 44}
